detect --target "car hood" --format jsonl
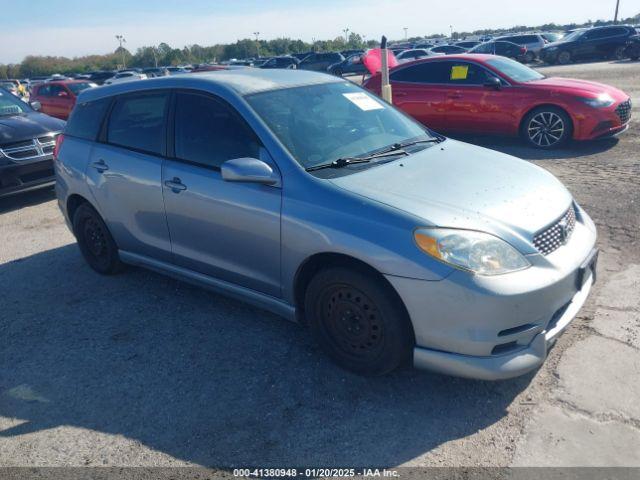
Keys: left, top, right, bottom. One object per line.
{"left": 329, "top": 139, "right": 572, "bottom": 251}
{"left": 0, "top": 112, "right": 65, "bottom": 146}
{"left": 525, "top": 77, "right": 629, "bottom": 99}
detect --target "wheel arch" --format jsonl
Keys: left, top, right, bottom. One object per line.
{"left": 293, "top": 252, "right": 412, "bottom": 333}
{"left": 519, "top": 103, "right": 575, "bottom": 139}
{"left": 66, "top": 193, "right": 92, "bottom": 226}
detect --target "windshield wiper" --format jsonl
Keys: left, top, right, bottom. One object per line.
{"left": 394, "top": 137, "right": 444, "bottom": 149}
{"left": 305, "top": 149, "right": 409, "bottom": 172}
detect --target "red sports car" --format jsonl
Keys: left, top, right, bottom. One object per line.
{"left": 363, "top": 54, "right": 631, "bottom": 148}
{"left": 30, "top": 80, "right": 97, "bottom": 120}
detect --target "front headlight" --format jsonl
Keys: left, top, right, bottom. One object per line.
{"left": 579, "top": 93, "right": 615, "bottom": 108}
{"left": 414, "top": 228, "right": 530, "bottom": 276}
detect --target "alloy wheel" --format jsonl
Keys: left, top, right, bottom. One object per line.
{"left": 558, "top": 51, "right": 571, "bottom": 64}
{"left": 528, "top": 111, "right": 565, "bottom": 147}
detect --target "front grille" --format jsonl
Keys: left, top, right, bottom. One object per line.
{"left": 615, "top": 99, "right": 632, "bottom": 124}
{"left": 0, "top": 134, "right": 58, "bottom": 162}
{"left": 533, "top": 205, "right": 577, "bottom": 255}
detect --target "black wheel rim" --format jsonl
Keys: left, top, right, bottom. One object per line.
{"left": 528, "top": 112, "right": 565, "bottom": 147}
{"left": 83, "top": 217, "right": 108, "bottom": 259}
{"left": 559, "top": 52, "right": 570, "bottom": 63}
{"left": 318, "top": 284, "right": 384, "bottom": 360}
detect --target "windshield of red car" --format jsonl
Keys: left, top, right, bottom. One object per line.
{"left": 486, "top": 57, "right": 545, "bottom": 82}
{"left": 67, "top": 82, "right": 97, "bottom": 95}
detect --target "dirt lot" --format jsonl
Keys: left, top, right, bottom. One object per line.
{"left": 0, "top": 60, "right": 639, "bottom": 469}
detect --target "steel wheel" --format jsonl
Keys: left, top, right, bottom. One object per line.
{"left": 304, "top": 267, "right": 413, "bottom": 375}
{"left": 320, "top": 284, "right": 384, "bottom": 360}
{"left": 527, "top": 111, "right": 565, "bottom": 148}
{"left": 73, "top": 203, "right": 123, "bottom": 275}
{"left": 83, "top": 217, "right": 108, "bottom": 259}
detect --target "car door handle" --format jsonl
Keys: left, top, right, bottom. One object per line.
{"left": 394, "top": 91, "right": 407, "bottom": 97}
{"left": 164, "top": 177, "right": 187, "bottom": 193}
{"left": 447, "top": 93, "right": 463, "bottom": 99}
{"left": 90, "top": 159, "right": 109, "bottom": 172}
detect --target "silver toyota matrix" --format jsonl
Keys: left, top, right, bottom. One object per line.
{"left": 55, "top": 69, "right": 598, "bottom": 380}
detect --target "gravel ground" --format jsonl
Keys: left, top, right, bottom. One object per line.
{"left": 0, "top": 60, "right": 639, "bottom": 470}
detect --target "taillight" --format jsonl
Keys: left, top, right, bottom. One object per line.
{"left": 53, "top": 133, "right": 65, "bottom": 160}
{"left": 521, "top": 47, "right": 527, "bottom": 53}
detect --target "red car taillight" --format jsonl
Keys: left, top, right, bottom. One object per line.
{"left": 520, "top": 46, "right": 527, "bottom": 53}
{"left": 53, "top": 133, "right": 65, "bottom": 160}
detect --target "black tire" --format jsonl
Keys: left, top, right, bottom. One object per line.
{"left": 73, "top": 203, "right": 124, "bottom": 275}
{"left": 557, "top": 50, "right": 571, "bottom": 65}
{"left": 333, "top": 68, "right": 343, "bottom": 77}
{"left": 521, "top": 106, "right": 572, "bottom": 149}
{"left": 304, "top": 267, "right": 413, "bottom": 376}
{"left": 524, "top": 51, "right": 536, "bottom": 63}
{"left": 612, "top": 45, "right": 626, "bottom": 61}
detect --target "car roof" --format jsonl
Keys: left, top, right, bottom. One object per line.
{"left": 44, "top": 79, "right": 92, "bottom": 85}
{"left": 395, "top": 53, "right": 496, "bottom": 64}
{"left": 78, "top": 68, "right": 342, "bottom": 102}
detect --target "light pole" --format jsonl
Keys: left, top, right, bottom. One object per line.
{"left": 449, "top": 25, "right": 453, "bottom": 39}
{"left": 403, "top": 27, "right": 408, "bottom": 41}
{"left": 253, "top": 31, "right": 260, "bottom": 57}
{"left": 343, "top": 28, "right": 350, "bottom": 43}
{"left": 115, "top": 35, "right": 127, "bottom": 69}
{"left": 614, "top": 0, "right": 620, "bottom": 22}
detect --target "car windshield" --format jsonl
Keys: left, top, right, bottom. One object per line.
{"left": 0, "top": 89, "right": 29, "bottom": 116}
{"left": 67, "top": 82, "right": 96, "bottom": 95}
{"left": 246, "top": 81, "right": 433, "bottom": 170}
{"left": 561, "top": 30, "right": 584, "bottom": 42}
{"left": 542, "top": 32, "right": 563, "bottom": 42}
{"left": 486, "top": 57, "right": 545, "bottom": 82}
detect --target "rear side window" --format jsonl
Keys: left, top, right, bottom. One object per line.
{"left": 107, "top": 92, "right": 168, "bottom": 155}
{"left": 391, "top": 62, "right": 451, "bottom": 83}
{"left": 65, "top": 97, "right": 111, "bottom": 141}
{"left": 173, "top": 92, "right": 259, "bottom": 169}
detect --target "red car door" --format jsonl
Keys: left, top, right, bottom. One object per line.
{"left": 46, "top": 84, "right": 74, "bottom": 119}
{"left": 32, "top": 85, "right": 55, "bottom": 116}
{"left": 439, "top": 60, "right": 524, "bottom": 136}
{"left": 389, "top": 61, "right": 451, "bottom": 131}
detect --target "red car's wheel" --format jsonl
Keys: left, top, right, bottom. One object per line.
{"left": 522, "top": 107, "right": 572, "bottom": 149}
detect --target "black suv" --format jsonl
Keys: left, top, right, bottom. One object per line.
{"left": 87, "top": 71, "right": 116, "bottom": 85}
{"left": 259, "top": 56, "right": 299, "bottom": 69}
{"left": 625, "top": 34, "right": 640, "bottom": 60}
{"left": 0, "top": 88, "right": 65, "bottom": 198}
{"left": 540, "top": 25, "right": 637, "bottom": 64}
{"left": 298, "top": 52, "right": 345, "bottom": 72}
{"left": 468, "top": 41, "right": 527, "bottom": 62}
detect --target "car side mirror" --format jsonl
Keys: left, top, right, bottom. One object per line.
{"left": 221, "top": 157, "right": 279, "bottom": 185}
{"left": 484, "top": 76, "right": 502, "bottom": 90}
{"left": 30, "top": 101, "right": 42, "bottom": 111}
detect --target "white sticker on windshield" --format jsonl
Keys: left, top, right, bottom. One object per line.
{"left": 343, "top": 92, "right": 384, "bottom": 111}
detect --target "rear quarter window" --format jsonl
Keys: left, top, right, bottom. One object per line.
{"left": 106, "top": 92, "right": 168, "bottom": 155}
{"left": 65, "top": 97, "right": 111, "bottom": 141}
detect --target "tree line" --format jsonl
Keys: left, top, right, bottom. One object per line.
{"left": 1, "top": 13, "right": 638, "bottom": 79}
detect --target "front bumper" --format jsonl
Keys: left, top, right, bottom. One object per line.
{"left": 573, "top": 98, "right": 632, "bottom": 141}
{"left": 385, "top": 208, "right": 597, "bottom": 380}
{"left": 412, "top": 270, "right": 593, "bottom": 380}
{"left": 0, "top": 158, "right": 55, "bottom": 198}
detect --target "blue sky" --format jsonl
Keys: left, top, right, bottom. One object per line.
{"left": 0, "top": 0, "right": 635, "bottom": 63}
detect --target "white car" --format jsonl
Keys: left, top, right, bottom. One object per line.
{"left": 104, "top": 72, "right": 148, "bottom": 85}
